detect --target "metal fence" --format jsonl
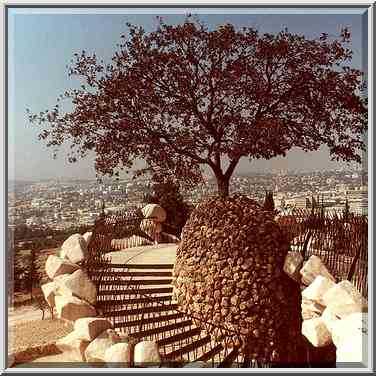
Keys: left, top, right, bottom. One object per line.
{"left": 277, "top": 208, "right": 368, "bottom": 297}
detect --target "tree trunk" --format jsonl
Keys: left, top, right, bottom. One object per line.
{"left": 216, "top": 176, "right": 230, "bottom": 197}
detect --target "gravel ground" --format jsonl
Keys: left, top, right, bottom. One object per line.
{"left": 9, "top": 314, "right": 73, "bottom": 354}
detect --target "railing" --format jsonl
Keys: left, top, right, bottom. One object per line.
{"left": 83, "top": 208, "right": 156, "bottom": 280}
{"left": 92, "top": 263, "right": 246, "bottom": 367}
{"left": 277, "top": 208, "right": 368, "bottom": 297}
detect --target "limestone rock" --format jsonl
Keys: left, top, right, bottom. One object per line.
{"left": 55, "top": 331, "right": 90, "bottom": 361}
{"left": 41, "top": 281, "right": 57, "bottom": 308}
{"left": 301, "top": 298, "right": 325, "bottom": 320}
{"left": 321, "top": 306, "right": 340, "bottom": 334}
{"left": 54, "top": 269, "right": 97, "bottom": 305}
{"left": 300, "top": 255, "right": 335, "bottom": 285}
{"left": 60, "top": 234, "right": 88, "bottom": 264}
{"left": 8, "top": 353, "right": 15, "bottom": 368}
{"left": 104, "top": 343, "right": 131, "bottom": 367}
{"left": 74, "top": 317, "right": 113, "bottom": 341}
{"left": 53, "top": 274, "right": 74, "bottom": 300}
{"left": 336, "top": 332, "right": 368, "bottom": 365}
{"left": 283, "top": 251, "right": 303, "bottom": 282}
{"left": 330, "top": 303, "right": 367, "bottom": 319}
{"left": 133, "top": 341, "right": 161, "bottom": 366}
{"left": 45, "top": 255, "right": 80, "bottom": 280}
{"left": 331, "top": 312, "right": 367, "bottom": 348}
{"left": 335, "top": 313, "right": 368, "bottom": 365}
{"left": 322, "top": 281, "right": 367, "bottom": 317}
{"left": 302, "top": 317, "right": 332, "bottom": 347}
{"left": 141, "top": 204, "right": 167, "bottom": 223}
{"left": 55, "top": 295, "right": 96, "bottom": 322}
{"left": 83, "top": 232, "right": 92, "bottom": 246}
{"left": 301, "top": 276, "right": 336, "bottom": 305}
{"left": 85, "top": 329, "right": 121, "bottom": 363}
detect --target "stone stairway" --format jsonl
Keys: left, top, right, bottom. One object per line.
{"left": 92, "top": 263, "right": 243, "bottom": 367}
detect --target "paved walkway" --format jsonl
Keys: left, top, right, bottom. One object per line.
{"left": 107, "top": 243, "right": 178, "bottom": 265}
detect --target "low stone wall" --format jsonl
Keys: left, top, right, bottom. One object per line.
{"left": 54, "top": 319, "right": 162, "bottom": 366}
{"left": 43, "top": 233, "right": 97, "bottom": 322}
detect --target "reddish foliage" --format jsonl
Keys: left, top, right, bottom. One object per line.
{"left": 28, "top": 18, "right": 367, "bottom": 196}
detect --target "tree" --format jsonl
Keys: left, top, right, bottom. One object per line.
{"left": 263, "top": 191, "right": 275, "bottom": 212}
{"left": 343, "top": 198, "right": 351, "bottom": 222}
{"left": 28, "top": 18, "right": 367, "bottom": 197}
{"left": 311, "top": 196, "right": 318, "bottom": 209}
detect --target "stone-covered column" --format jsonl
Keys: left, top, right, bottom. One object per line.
{"left": 173, "top": 194, "right": 305, "bottom": 366}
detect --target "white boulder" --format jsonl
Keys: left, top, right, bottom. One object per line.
{"left": 301, "top": 298, "right": 325, "bottom": 320}
{"left": 74, "top": 317, "right": 113, "bottom": 341}
{"left": 45, "top": 255, "right": 80, "bottom": 280}
{"left": 300, "top": 255, "right": 335, "bottom": 285}
{"left": 321, "top": 306, "right": 340, "bottom": 334}
{"left": 83, "top": 232, "right": 92, "bottom": 246}
{"left": 8, "top": 353, "right": 15, "bottom": 368}
{"left": 323, "top": 280, "right": 367, "bottom": 318}
{"left": 55, "top": 295, "right": 96, "bottom": 322}
{"left": 84, "top": 329, "right": 122, "bottom": 363}
{"left": 283, "top": 251, "right": 303, "bottom": 282}
{"left": 134, "top": 341, "right": 161, "bottom": 367}
{"left": 141, "top": 204, "right": 167, "bottom": 223}
{"left": 55, "top": 331, "right": 90, "bottom": 361}
{"left": 334, "top": 312, "right": 368, "bottom": 365}
{"left": 301, "top": 276, "right": 336, "bottom": 305}
{"left": 60, "top": 234, "right": 88, "bottom": 264}
{"left": 331, "top": 312, "right": 368, "bottom": 348}
{"left": 336, "top": 332, "right": 368, "bottom": 365}
{"left": 104, "top": 343, "right": 132, "bottom": 367}
{"left": 41, "top": 282, "right": 57, "bottom": 308}
{"left": 302, "top": 317, "right": 332, "bottom": 347}
{"left": 54, "top": 269, "right": 97, "bottom": 305}
{"left": 331, "top": 303, "right": 367, "bottom": 319}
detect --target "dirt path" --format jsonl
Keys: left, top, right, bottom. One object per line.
{"left": 107, "top": 243, "right": 177, "bottom": 265}
{"left": 8, "top": 305, "right": 44, "bottom": 327}
{"left": 8, "top": 305, "right": 72, "bottom": 356}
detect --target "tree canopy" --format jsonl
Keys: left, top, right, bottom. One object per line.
{"left": 28, "top": 17, "right": 367, "bottom": 196}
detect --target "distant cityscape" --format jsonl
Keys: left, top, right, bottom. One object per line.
{"left": 8, "top": 167, "right": 368, "bottom": 234}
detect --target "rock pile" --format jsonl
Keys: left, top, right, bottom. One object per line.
{"left": 287, "top": 254, "right": 368, "bottom": 365}
{"left": 173, "top": 194, "right": 303, "bottom": 365}
{"left": 41, "top": 232, "right": 97, "bottom": 322}
{"left": 37, "top": 225, "right": 168, "bottom": 368}
{"left": 55, "top": 317, "right": 161, "bottom": 366}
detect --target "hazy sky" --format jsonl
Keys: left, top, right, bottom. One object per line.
{"left": 8, "top": 7, "right": 368, "bottom": 181}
